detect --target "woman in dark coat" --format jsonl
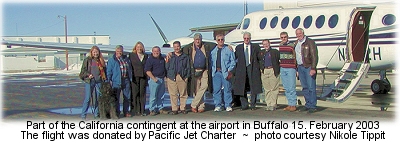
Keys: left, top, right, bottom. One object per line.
{"left": 129, "top": 41, "right": 149, "bottom": 116}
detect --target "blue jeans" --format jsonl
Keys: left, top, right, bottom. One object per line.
{"left": 297, "top": 65, "right": 317, "bottom": 109}
{"left": 81, "top": 81, "right": 102, "bottom": 118}
{"left": 148, "top": 77, "right": 165, "bottom": 111}
{"left": 212, "top": 72, "right": 232, "bottom": 108}
{"left": 115, "top": 78, "right": 131, "bottom": 115}
{"left": 280, "top": 67, "right": 297, "bottom": 106}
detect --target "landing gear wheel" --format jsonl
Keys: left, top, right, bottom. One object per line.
{"left": 371, "top": 79, "right": 383, "bottom": 94}
{"left": 371, "top": 79, "right": 390, "bottom": 94}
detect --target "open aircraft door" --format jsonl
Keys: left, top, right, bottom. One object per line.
{"left": 319, "top": 7, "right": 375, "bottom": 103}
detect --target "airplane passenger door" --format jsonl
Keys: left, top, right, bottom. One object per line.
{"left": 347, "top": 7, "right": 375, "bottom": 63}
{"left": 319, "top": 7, "right": 376, "bottom": 103}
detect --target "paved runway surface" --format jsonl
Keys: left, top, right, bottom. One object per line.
{"left": 1, "top": 70, "right": 396, "bottom": 122}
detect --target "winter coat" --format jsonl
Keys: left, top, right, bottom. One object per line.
{"left": 232, "top": 43, "right": 263, "bottom": 95}
{"left": 106, "top": 54, "right": 133, "bottom": 88}
{"left": 165, "top": 52, "right": 191, "bottom": 81}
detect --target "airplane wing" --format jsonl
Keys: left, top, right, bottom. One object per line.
{"left": 1, "top": 40, "right": 174, "bottom": 55}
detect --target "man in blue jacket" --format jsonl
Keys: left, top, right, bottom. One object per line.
{"left": 106, "top": 45, "right": 133, "bottom": 117}
{"left": 211, "top": 34, "right": 236, "bottom": 112}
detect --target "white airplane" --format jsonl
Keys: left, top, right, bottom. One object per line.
{"left": 163, "top": 2, "right": 396, "bottom": 102}
{"left": 225, "top": 2, "right": 396, "bottom": 102}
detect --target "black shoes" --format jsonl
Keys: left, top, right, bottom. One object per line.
{"left": 297, "top": 107, "right": 309, "bottom": 112}
{"left": 180, "top": 110, "right": 188, "bottom": 114}
{"left": 297, "top": 107, "right": 317, "bottom": 113}
{"left": 170, "top": 111, "right": 179, "bottom": 115}
{"left": 240, "top": 106, "right": 257, "bottom": 110}
{"left": 307, "top": 108, "right": 317, "bottom": 113}
{"left": 135, "top": 112, "right": 147, "bottom": 116}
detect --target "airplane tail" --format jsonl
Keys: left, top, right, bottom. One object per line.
{"left": 149, "top": 14, "right": 168, "bottom": 44}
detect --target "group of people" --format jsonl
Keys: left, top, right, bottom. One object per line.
{"left": 79, "top": 42, "right": 150, "bottom": 120}
{"left": 214, "top": 28, "right": 318, "bottom": 114}
{"left": 79, "top": 27, "right": 319, "bottom": 120}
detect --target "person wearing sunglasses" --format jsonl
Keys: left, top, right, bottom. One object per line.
{"left": 210, "top": 34, "right": 236, "bottom": 112}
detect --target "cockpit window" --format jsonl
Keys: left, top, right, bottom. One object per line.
{"left": 304, "top": 15, "right": 312, "bottom": 29}
{"left": 316, "top": 15, "right": 325, "bottom": 29}
{"left": 236, "top": 22, "right": 242, "bottom": 29}
{"left": 270, "top": 16, "right": 278, "bottom": 28}
{"left": 382, "top": 14, "right": 396, "bottom": 26}
{"left": 260, "top": 17, "right": 267, "bottom": 30}
{"left": 292, "top": 16, "right": 300, "bottom": 29}
{"left": 281, "top": 16, "right": 289, "bottom": 29}
{"left": 328, "top": 14, "right": 339, "bottom": 28}
{"left": 243, "top": 18, "right": 250, "bottom": 30}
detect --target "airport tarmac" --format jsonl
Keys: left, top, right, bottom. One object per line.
{"left": 1, "top": 70, "right": 396, "bottom": 122}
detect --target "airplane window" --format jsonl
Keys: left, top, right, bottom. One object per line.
{"left": 292, "top": 16, "right": 300, "bottom": 29}
{"left": 382, "top": 14, "right": 396, "bottom": 26}
{"left": 270, "top": 16, "right": 278, "bottom": 28}
{"left": 328, "top": 14, "right": 339, "bottom": 28}
{"left": 304, "top": 15, "right": 313, "bottom": 29}
{"left": 281, "top": 16, "right": 289, "bottom": 29}
{"left": 243, "top": 18, "right": 251, "bottom": 30}
{"left": 316, "top": 15, "right": 325, "bottom": 29}
{"left": 260, "top": 17, "right": 267, "bottom": 29}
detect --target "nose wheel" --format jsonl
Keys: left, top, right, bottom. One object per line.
{"left": 371, "top": 70, "right": 391, "bottom": 94}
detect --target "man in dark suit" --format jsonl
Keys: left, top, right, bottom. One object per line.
{"left": 232, "top": 32, "right": 263, "bottom": 110}
{"left": 260, "top": 39, "right": 280, "bottom": 111}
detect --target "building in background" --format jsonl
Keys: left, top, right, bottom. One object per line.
{"left": 1, "top": 35, "right": 109, "bottom": 72}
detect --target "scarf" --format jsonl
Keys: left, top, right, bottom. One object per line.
{"left": 96, "top": 59, "right": 106, "bottom": 81}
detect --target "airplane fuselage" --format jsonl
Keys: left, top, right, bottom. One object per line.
{"left": 224, "top": 2, "right": 396, "bottom": 71}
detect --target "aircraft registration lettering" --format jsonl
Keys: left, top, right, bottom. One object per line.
{"left": 337, "top": 47, "right": 382, "bottom": 61}
{"left": 370, "top": 47, "right": 382, "bottom": 61}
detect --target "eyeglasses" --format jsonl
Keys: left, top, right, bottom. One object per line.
{"left": 217, "top": 39, "right": 224, "bottom": 41}
{"left": 280, "top": 36, "right": 288, "bottom": 38}
{"left": 243, "top": 38, "right": 250, "bottom": 40}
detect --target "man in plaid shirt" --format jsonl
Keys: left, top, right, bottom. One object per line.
{"left": 106, "top": 45, "right": 133, "bottom": 117}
